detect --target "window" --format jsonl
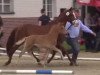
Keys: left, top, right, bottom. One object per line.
{"left": 43, "top": 0, "right": 52, "bottom": 17}
{"left": 0, "top": 0, "right": 14, "bottom": 14}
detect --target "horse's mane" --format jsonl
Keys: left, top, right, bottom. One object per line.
{"left": 48, "top": 10, "right": 68, "bottom": 26}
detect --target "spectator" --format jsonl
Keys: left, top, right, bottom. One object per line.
{"left": 94, "top": 17, "right": 100, "bottom": 52}
{"left": 38, "top": 9, "right": 50, "bottom": 26}
{"left": 84, "top": 13, "right": 97, "bottom": 52}
{"left": 0, "top": 16, "right": 3, "bottom": 36}
{"left": 0, "top": 16, "right": 3, "bottom": 47}
{"left": 84, "top": 13, "right": 92, "bottom": 27}
{"left": 60, "top": 8, "right": 66, "bottom": 14}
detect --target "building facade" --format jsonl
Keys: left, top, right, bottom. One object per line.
{"left": 0, "top": 0, "right": 73, "bottom": 18}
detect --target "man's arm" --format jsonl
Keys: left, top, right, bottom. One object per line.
{"left": 65, "top": 22, "right": 71, "bottom": 30}
{"left": 79, "top": 20, "right": 96, "bottom": 37}
{"left": 38, "top": 17, "right": 42, "bottom": 26}
{"left": 38, "top": 21, "right": 42, "bottom": 26}
{"left": 0, "top": 16, "right": 3, "bottom": 26}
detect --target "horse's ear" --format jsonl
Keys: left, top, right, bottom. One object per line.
{"left": 69, "top": 7, "right": 74, "bottom": 11}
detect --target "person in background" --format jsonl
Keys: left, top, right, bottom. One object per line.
{"left": 0, "top": 16, "right": 3, "bottom": 33}
{"left": 94, "top": 17, "right": 100, "bottom": 52}
{"left": 84, "top": 13, "right": 96, "bottom": 52}
{"left": 60, "top": 8, "right": 66, "bottom": 14}
{"left": 38, "top": 9, "right": 50, "bottom": 26}
{"left": 0, "top": 16, "right": 3, "bottom": 47}
{"left": 65, "top": 9, "right": 96, "bottom": 66}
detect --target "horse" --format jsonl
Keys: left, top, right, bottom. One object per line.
{"left": 15, "top": 23, "right": 66, "bottom": 66}
{"left": 5, "top": 7, "right": 76, "bottom": 66}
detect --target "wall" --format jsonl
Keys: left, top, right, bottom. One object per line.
{"left": 1, "top": 0, "right": 42, "bottom": 18}
{"left": 56, "top": 0, "right": 73, "bottom": 16}
{"left": 0, "top": 17, "right": 38, "bottom": 47}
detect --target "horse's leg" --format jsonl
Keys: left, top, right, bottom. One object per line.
{"left": 32, "top": 52, "right": 40, "bottom": 62}
{"left": 57, "top": 45, "right": 72, "bottom": 63}
{"left": 47, "top": 45, "right": 72, "bottom": 64}
{"left": 47, "top": 35, "right": 63, "bottom": 63}
{"left": 47, "top": 40, "right": 64, "bottom": 63}
{"left": 46, "top": 45, "right": 66, "bottom": 64}
{"left": 57, "top": 35, "right": 73, "bottom": 64}
{"left": 4, "top": 45, "right": 19, "bottom": 66}
{"left": 43, "top": 50, "right": 49, "bottom": 67}
{"left": 19, "top": 41, "right": 27, "bottom": 58}
{"left": 50, "top": 46, "right": 64, "bottom": 60}
{"left": 47, "top": 50, "right": 56, "bottom": 63}
{"left": 28, "top": 50, "right": 40, "bottom": 63}
{"left": 20, "top": 42, "right": 40, "bottom": 63}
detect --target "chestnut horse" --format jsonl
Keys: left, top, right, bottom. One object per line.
{"left": 5, "top": 7, "right": 76, "bottom": 66}
{"left": 16, "top": 23, "right": 66, "bottom": 66}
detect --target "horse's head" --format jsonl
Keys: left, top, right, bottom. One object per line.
{"left": 57, "top": 7, "right": 77, "bottom": 26}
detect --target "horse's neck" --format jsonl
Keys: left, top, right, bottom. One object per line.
{"left": 47, "top": 25, "right": 60, "bottom": 41}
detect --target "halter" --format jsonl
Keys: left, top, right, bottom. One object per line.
{"left": 66, "top": 11, "right": 78, "bottom": 26}
{"left": 72, "top": 12, "right": 79, "bottom": 26}
{"left": 73, "top": 12, "right": 77, "bottom": 19}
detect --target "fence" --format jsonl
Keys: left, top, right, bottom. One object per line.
{"left": 0, "top": 70, "right": 74, "bottom": 75}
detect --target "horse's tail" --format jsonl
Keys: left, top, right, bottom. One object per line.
{"left": 15, "top": 38, "right": 25, "bottom": 45}
{"left": 6, "top": 28, "right": 17, "bottom": 52}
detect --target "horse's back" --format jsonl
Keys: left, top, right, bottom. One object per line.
{"left": 13, "top": 24, "right": 51, "bottom": 42}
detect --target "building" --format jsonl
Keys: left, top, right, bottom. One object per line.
{"left": 0, "top": 0, "right": 73, "bottom": 47}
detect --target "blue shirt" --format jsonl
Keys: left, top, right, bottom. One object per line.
{"left": 65, "top": 20, "right": 93, "bottom": 38}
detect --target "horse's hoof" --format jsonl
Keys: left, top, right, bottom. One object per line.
{"left": 4, "top": 61, "right": 10, "bottom": 66}
{"left": 61, "top": 56, "right": 64, "bottom": 60}
{"left": 69, "top": 62, "right": 74, "bottom": 66}
{"left": 47, "top": 60, "right": 50, "bottom": 63}
{"left": 37, "top": 60, "right": 40, "bottom": 63}
{"left": 37, "top": 62, "right": 42, "bottom": 65}
{"left": 4, "top": 63, "right": 8, "bottom": 66}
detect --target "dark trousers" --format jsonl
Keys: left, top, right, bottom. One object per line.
{"left": 65, "top": 36, "right": 80, "bottom": 63}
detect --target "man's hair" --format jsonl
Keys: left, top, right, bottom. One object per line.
{"left": 60, "top": 8, "right": 66, "bottom": 13}
{"left": 41, "top": 9, "right": 45, "bottom": 13}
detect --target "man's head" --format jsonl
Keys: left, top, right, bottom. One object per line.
{"left": 74, "top": 9, "right": 80, "bottom": 19}
{"left": 68, "top": 8, "right": 80, "bottom": 26}
{"left": 60, "top": 8, "right": 66, "bottom": 14}
{"left": 41, "top": 9, "right": 45, "bottom": 14}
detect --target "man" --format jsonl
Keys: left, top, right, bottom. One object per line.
{"left": 0, "top": 16, "right": 3, "bottom": 47}
{"left": 0, "top": 16, "right": 3, "bottom": 33}
{"left": 38, "top": 9, "right": 50, "bottom": 26}
{"left": 65, "top": 9, "right": 96, "bottom": 66}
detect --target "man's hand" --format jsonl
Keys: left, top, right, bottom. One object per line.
{"left": 92, "top": 32, "right": 96, "bottom": 37}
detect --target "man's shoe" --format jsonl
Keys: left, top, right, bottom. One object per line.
{"left": 74, "top": 62, "right": 79, "bottom": 66}
{"left": 69, "top": 62, "right": 73, "bottom": 66}
{"left": 69, "top": 62, "right": 79, "bottom": 66}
